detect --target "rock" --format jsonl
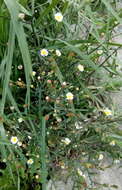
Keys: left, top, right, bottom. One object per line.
{"left": 47, "top": 177, "right": 74, "bottom": 190}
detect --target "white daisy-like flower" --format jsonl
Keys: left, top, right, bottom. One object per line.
{"left": 66, "top": 92, "right": 74, "bottom": 101}
{"left": 98, "top": 154, "right": 104, "bottom": 160}
{"left": 77, "top": 64, "right": 84, "bottom": 72}
{"left": 103, "top": 108, "right": 112, "bottom": 116}
{"left": 61, "top": 138, "right": 71, "bottom": 145}
{"left": 18, "top": 118, "right": 23, "bottom": 123}
{"left": 40, "top": 49, "right": 48, "bottom": 57}
{"left": 18, "top": 13, "right": 25, "bottom": 20}
{"left": 54, "top": 12, "right": 63, "bottom": 22}
{"left": 56, "top": 49, "right": 61, "bottom": 56}
{"left": 10, "top": 136, "right": 18, "bottom": 144}
{"left": 27, "top": 158, "right": 34, "bottom": 165}
{"left": 110, "top": 140, "right": 115, "bottom": 146}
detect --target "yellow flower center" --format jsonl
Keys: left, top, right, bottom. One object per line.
{"left": 40, "top": 49, "right": 48, "bottom": 56}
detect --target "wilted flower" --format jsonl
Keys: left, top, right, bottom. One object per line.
{"left": 110, "top": 140, "right": 115, "bottom": 146}
{"left": 18, "top": 65, "right": 23, "bottom": 70}
{"left": 77, "top": 168, "right": 83, "bottom": 176}
{"left": 114, "top": 159, "right": 120, "bottom": 164}
{"left": 3, "top": 159, "right": 6, "bottom": 162}
{"left": 54, "top": 12, "right": 63, "bottom": 22}
{"left": 56, "top": 117, "right": 62, "bottom": 122}
{"left": 28, "top": 136, "right": 32, "bottom": 139}
{"left": 101, "top": 32, "right": 105, "bottom": 37}
{"left": 42, "top": 71, "right": 46, "bottom": 75}
{"left": 37, "top": 76, "right": 41, "bottom": 80}
{"left": 76, "top": 87, "right": 79, "bottom": 91}
{"left": 40, "top": 49, "right": 48, "bottom": 56}
{"left": 18, "top": 118, "right": 23, "bottom": 123}
{"left": 32, "top": 71, "right": 36, "bottom": 76}
{"left": 56, "top": 49, "right": 61, "bottom": 56}
{"left": 18, "top": 78, "right": 22, "bottom": 81}
{"left": 114, "top": 21, "right": 118, "bottom": 25}
{"left": 27, "top": 159, "right": 34, "bottom": 165}
{"left": 77, "top": 64, "right": 84, "bottom": 72}
{"left": 62, "top": 81, "right": 67, "bottom": 86}
{"left": 47, "top": 80, "right": 52, "bottom": 84}
{"left": 45, "top": 96, "right": 50, "bottom": 101}
{"left": 10, "top": 106, "right": 15, "bottom": 111}
{"left": 66, "top": 92, "right": 74, "bottom": 101}
{"left": 17, "top": 141, "right": 22, "bottom": 146}
{"left": 35, "top": 175, "right": 39, "bottom": 179}
{"left": 59, "top": 161, "right": 66, "bottom": 169}
{"left": 18, "top": 13, "right": 25, "bottom": 20}
{"left": 30, "top": 84, "right": 34, "bottom": 88}
{"left": 103, "top": 108, "right": 112, "bottom": 116}
{"left": 97, "top": 50, "right": 103, "bottom": 55}
{"left": 11, "top": 136, "right": 18, "bottom": 144}
{"left": 75, "top": 122, "right": 83, "bottom": 129}
{"left": 61, "top": 138, "right": 71, "bottom": 145}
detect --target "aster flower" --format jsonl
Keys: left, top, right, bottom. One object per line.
{"left": 54, "top": 12, "right": 63, "bottom": 22}
{"left": 103, "top": 108, "right": 112, "bottom": 116}
{"left": 27, "top": 158, "right": 34, "bottom": 165}
{"left": 10, "top": 136, "right": 18, "bottom": 144}
{"left": 40, "top": 49, "right": 48, "bottom": 57}
{"left": 66, "top": 92, "right": 74, "bottom": 101}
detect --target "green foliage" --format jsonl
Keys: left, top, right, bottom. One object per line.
{"left": 0, "top": 0, "right": 122, "bottom": 189}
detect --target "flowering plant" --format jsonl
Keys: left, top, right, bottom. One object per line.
{"left": 0, "top": 0, "right": 122, "bottom": 189}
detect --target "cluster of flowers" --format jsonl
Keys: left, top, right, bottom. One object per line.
{"left": 16, "top": 10, "right": 115, "bottom": 170}
{"left": 10, "top": 136, "right": 34, "bottom": 165}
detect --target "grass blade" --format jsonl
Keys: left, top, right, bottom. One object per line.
{"left": 40, "top": 117, "right": 47, "bottom": 190}
{"left": 0, "top": 22, "right": 15, "bottom": 114}
{"left": 4, "top": 0, "right": 32, "bottom": 107}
